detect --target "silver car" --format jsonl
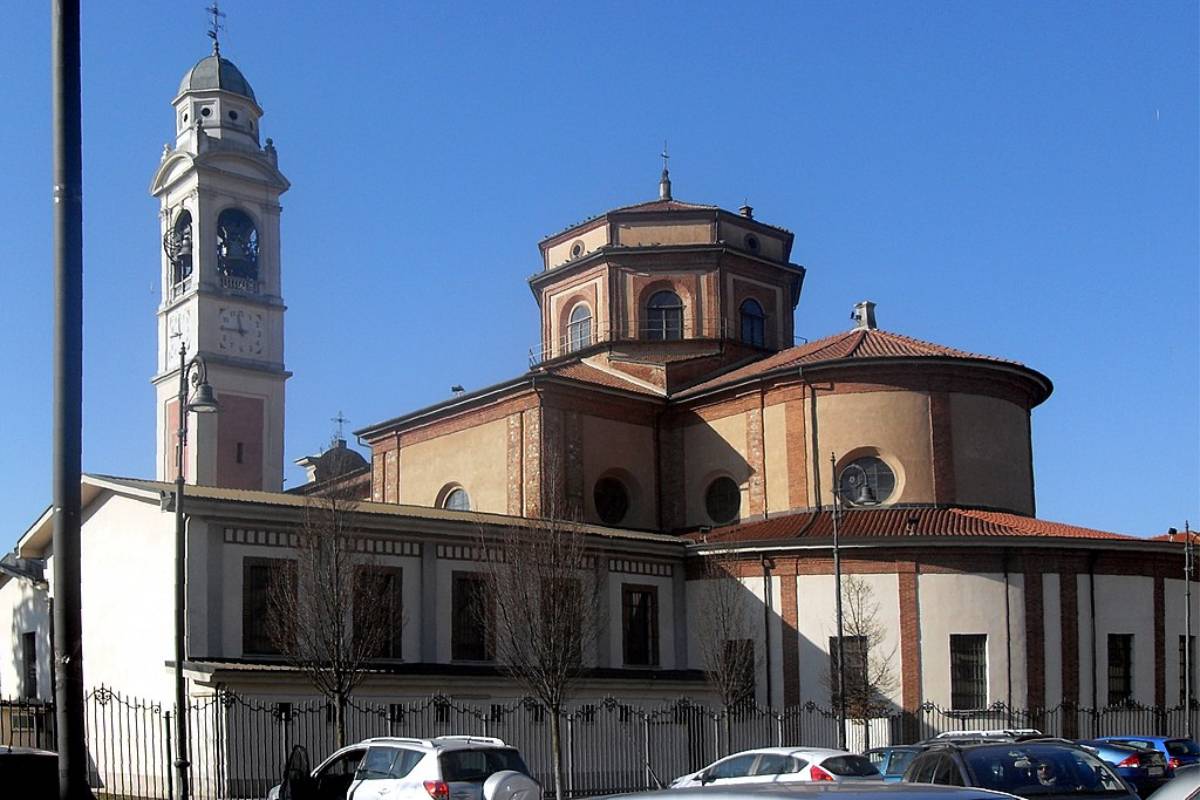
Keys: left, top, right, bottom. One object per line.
{"left": 589, "top": 782, "right": 1022, "bottom": 800}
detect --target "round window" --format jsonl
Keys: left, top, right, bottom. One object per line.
{"left": 744, "top": 234, "right": 760, "bottom": 252}
{"left": 200, "top": 106, "right": 212, "bottom": 118}
{"left": 705, "top": 477, "right": 741, "bottom": 525}
{"left": 570, "top": 241, "right": 585, "bottom": 258}
{"left": 594, "top": 477, "right": 630, "bottom": 525}
{"left": 442, "top": 487, "right": 470, "bottom": 511}
{"left": 838, "top": 457, "right": 896, "bottom": 506}
{"left": 229, "top": 110, "right": 239, "bottom": 121}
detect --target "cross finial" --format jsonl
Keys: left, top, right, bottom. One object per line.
{"left": 660, "top": 141, "right": 670, "bottom": 174}
{"left": 331, "top": 410, "right": 349, "bottom": 440}
{"left": 206, "top": 2, "right": 226, "bottom": 55}
{"left": 658, "top": 141, "right": 672, "bottom": 201}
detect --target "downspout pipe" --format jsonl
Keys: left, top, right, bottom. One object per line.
{"left": 762, "top": 556, "right": 775, "bottom": 709}
{"left": 1003, "top": 551, "right": 1013, "bottom": 722}
{"left": 1089, "top": 552, "right": 1099, "bottom": 733}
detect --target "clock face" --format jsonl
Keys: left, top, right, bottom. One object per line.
{"left": 218, "top": 307, "right": 265, "bottom": 357}
{"left": 166, "top": 309, "right": 193, "bottom": 365}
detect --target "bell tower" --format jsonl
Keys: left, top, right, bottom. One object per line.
{"left": 150, "top": 44, "right": 290, "bottom": 491}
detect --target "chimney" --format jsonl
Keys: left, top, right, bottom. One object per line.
{"left": 851, "top": 300, "right": 877, "bottom": 330}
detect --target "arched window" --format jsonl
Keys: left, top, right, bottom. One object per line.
{"left": 442, "top": 487, "right": 471, "bottom": 511}
{"left": 216, "top": 208, "right": 259, "bottom": 281}
{"left": 163, "top": 210, "right": 193, "bottom": 285}
{"left": 645, "top": 291, "right": 683, "bottom": 341}
{"left": 567, "top": 304, "right": 592, "bottom": 352}
{"left": 740, "top": 299, "right": 765, "bottom": 347}
{"left": 593, "top": 477, "right": 630, "bottom": 525}
{"left": 705, "top": 476, "right": 741, "bottom": 524}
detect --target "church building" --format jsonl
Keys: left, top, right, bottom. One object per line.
{"left": 1, "top": 40, "right": 1194, "bottom": 789}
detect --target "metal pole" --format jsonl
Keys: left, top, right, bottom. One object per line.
{"left": 51, "top": 1, "right": 93, "bottom": 797}
{"left": 174, "top": 342, "right": 191, "bottom": 800}
{"left": 831, "top": 453, "right": 847, "bottom": 751}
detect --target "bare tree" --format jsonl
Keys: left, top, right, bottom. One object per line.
{"left": 475, "top": 511, "right": 605, "bottom": 800}
{"left": 823, "top": 574, "right": 898, "bottom": 747}
{"left": 693, "top": 555, "right": 758, "bottom": 750}
{"left": 268, "top": 492, "right": 401, "bottom": 749}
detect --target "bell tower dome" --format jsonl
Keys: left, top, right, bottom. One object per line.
{"left": 150, "top": 44, "right": 291, "bottom": 491}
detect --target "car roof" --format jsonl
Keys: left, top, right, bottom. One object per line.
{"left": 594, "top": 782, "right": 1020, "bottom": 800}
{"left": 718, "top": 747, "right": 858, "bottom": 759}
{"left": 355, "top": 735, "right": 511, "bottom": 751}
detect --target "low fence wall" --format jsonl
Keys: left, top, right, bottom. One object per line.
{"left": 4, "top": 691, "right": 1197, "bottom": 800}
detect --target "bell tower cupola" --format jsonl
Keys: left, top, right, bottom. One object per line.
{"left": 150, "top": 33, "right": 291, "bottom": 492}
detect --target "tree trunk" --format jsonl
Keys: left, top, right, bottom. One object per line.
{"left": 549, "top": 707, "right": 564, "bottom": 800}
{"left": 335, "top": 693, "right": 347, "bottom": 750}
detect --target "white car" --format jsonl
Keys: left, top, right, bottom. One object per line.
{"left": 266, "top": 735, "right": 541, "bottom": 800}
{"left": 671, "top": 747, "right": 884, "bottom": 788}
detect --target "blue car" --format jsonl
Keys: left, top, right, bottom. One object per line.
{"left": 1077, "top": 740, "right": 1171, "bottom": 796}
{"left": 1096, "top": 737, "right": 1200, "bottom": 771}
{"left": 865, "top": 746, "right": 924, "bottom": 783}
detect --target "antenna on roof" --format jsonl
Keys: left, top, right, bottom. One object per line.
{"left": 659, "top": 141, "right": 672, "bottom": 201}
{"left": 206, "top": 2, "right": 226, "bottom": 55}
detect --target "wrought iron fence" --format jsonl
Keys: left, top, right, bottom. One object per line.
{"left": 6, "top": 690, "right": 1199, "bottom": 800}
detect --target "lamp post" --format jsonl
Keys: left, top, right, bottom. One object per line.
{"left": 1185, "top": 521, "right": 1194, "bottom": 741}
{"left": 172, "top": 341, "right": 218, "bottom": 800}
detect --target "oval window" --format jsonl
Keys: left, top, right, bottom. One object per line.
{"left": 838, "top": 457, "right": 896, "bottom": 506}
{"left": 705, "top": 477, "right": 741, "bottom": 524}
{"left": 593, "top": 477, "right": 630, "bottom": 525}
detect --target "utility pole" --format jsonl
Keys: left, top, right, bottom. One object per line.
{"left": 1186, "top": 521, "right": 1194, "bottom": 740}
{"left": 50, "top": 1, "right": 93, "bottom": 797}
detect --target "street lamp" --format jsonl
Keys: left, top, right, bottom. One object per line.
{"left": 172, "top": 341, "right": 217, "bottom": 800}
{"left": 830, "top": 454, "right": 879, "bottom": 751}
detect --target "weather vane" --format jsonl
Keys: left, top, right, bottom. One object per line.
{"left": 206, "top": 2, "right": 226, "bottom": 55}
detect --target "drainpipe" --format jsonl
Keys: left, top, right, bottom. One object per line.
{"left": 762, "top": 556, "right": 775, "bottom": 709}
{"left": 1088, "top": 552, "right": 1099, "bottom": 733}
{"left": 1003, "top": 551, "right": 1013, "bottom": 723}
{"left": 798, "top": 368, "right": 822, "bottom": 509}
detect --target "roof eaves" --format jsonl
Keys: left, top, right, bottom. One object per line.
{"left": 355, "top": 375, "right": 534, "bottom": 440}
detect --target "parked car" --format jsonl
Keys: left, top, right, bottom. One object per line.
{"left": 671, "top": 747, "right": 884, "bottom": 788}
{"left": 934, "top": 731, "right": 1044, "bottom": 743}
{"left": 266, "top": 735, "right": 540, "bottom": 800}
{"left": 587, "top": 782, "right": 1023, "bottom": 800}
{"left": 903, "top": 740, "right": 1137, "bottom": 800}
{"left": 1077, "top": 740, "right": 1171, "bottom": 796}
{"left": 1095, "top": 738, "right": 1200, "bottom": 772}
{"left": 0, "top": 746, "right": 58, "bottom": 798}
{"left": 867, "top": 747, "right": 926, "bottom": 783}
{"left": 1147, "top": 763, "right": 1200, "bottom": 800}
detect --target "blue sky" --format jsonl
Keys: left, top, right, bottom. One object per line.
{"left": 0, "top": 1, "right": 1196, "bottom": 549}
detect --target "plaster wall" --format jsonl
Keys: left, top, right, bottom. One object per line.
{"left": 682, "top": 413, "right": 750, "bottom": 527}
{"left": 918, "top": 571, "right": 1027, "bottom": 709}
{"left": 685, "top": 573, "right": 782, "bottom": 707}
{"left": 810, "top": 391, "right": 934, "bottom": 508}
{"left": 545, "top": 223, "right": 608, "bottom": 269}
{"left": 763, "top": 402, "right": 790, "bottom": 515}
{"left": 615, "top": 221, "right": 711, "bottom": 247}
{"left": 1043, "top": 572, "right": 1063, "bottom": 707}
{"left": 794, "top": 572, "right": 902, "bottom": 708}
{"left": 1164, "top": 578, "right": 1200, "bottom": 706}
{"left": 607, "top": 572, "right": 677, "bottom": 670}
{"left": 580, "top": 415, "right": 657, "bottom": 529}
{"left": 950, "top": 394, "right": 1033, "bottom": 514}
{"left": 1088, "top": 574, "right": 1156, "bottom": 705}
{"left": 399, "top": 418, "right": 509, "bottom": 512}
{"left": 716, "top": 221, "right": 787, "bottom": 261}
{"left": 219, "top": 539, "right": 422, "bottom": 663}
{"left": 0, "top": 577, "right": 50, "bottom": 700}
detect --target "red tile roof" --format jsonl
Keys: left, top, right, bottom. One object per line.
{"left": 677, "top": 327, "right": 1030, "bottom": 397}
{"left": 686, "top": 506, "right": 1138, "bottom": 544}
{"left": 542, "top": 361, "right": 664, "bottom": 397}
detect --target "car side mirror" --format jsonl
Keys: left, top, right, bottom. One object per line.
{"left": 700, "top": 771, "right": 715, "bottom": 785}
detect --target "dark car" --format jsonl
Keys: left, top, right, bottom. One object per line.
{"left": 1077, "top": 740, "right": 1171, "bottom": 796}
{"left": 867, "top": 747, "right": 926, "bottom": 783}
{"left": 1095, "top": 738, "right": 1200, "bottom": 772}
{"left": 903, "top": 740, "right": 1137, "bottom": 800}
{"left": 0, "top": 746, "right": 58, "bottom": 798}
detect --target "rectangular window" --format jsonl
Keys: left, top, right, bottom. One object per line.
{"left": 355, "top": 566, "right": 403, "bottom": 659}
{"left": 451, "top": 573, "right": 493, "bottom": 661}
{"left": 622, "top": 584, "right": 659, "bottom": 666}
{"left": 723, "top": 638, "right": 757, "bottom": 706}
{"left": 243, "top": 558, "right": 294, "bottom": 656}
{"left": 543, "top": 577, "right": 582, "bottom": 666}
{"left": 236, "top": 442, "right": 245, "bottom": 464}
{"left": 1108, "top": 633, "right": 1134, "bottom": 705}
{"left": 950, "top": 634, "right": 988, "bottom": 710}
{"left": 1181, "top": 635, "right": 1196, "bottom": 705}
{"left": 828, "top": 634, "right": 869, "bottom": 706}
{"left": 21, "top": 632, "right": 37, "bottom": 699}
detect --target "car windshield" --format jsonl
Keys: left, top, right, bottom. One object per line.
{"left": 439, "top": 748, "right": 530, "bottom": 782}
{"left": 887, "top": 750, "right": 918, "bottom": 776}
{"left": 822, "top": 755, "right": 882, "bottom": 777}
{"left": 963, "top": 745, "right": 1128, "bottom": 796}
{"left": 1168, "top": 741, "right": 1200, "bottom": 757}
